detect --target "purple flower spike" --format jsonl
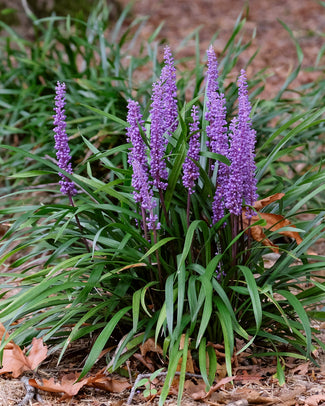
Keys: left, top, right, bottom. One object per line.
{"left": 208, "top": 92, "right": 229, "bottom": 223}
{"left": 237, "top": 70, "right": 258, "bottom": 214}
{"left": 206, "top": 46, "right": 219, "bottom": 107}
{"left": 126, "top": 99, "right": 148, "bottom": 176}
{"left": 225, "top": 70, "right": 258, "bottom": 216}
{"left": 53, "top": 81, "right": 77, "bottom": 197}
{"left": 224, "top": 116, "right": 243, "bottom": 216}
{"left": 126, "top": 99, "right": 159, "bottom": 230}
{"left": 150, "top": 80, "right": 169, "bottom": 190}
{"left": 161, "top": 46, "right": 178, "bottom": 136}
{"left": 132, "top": 159, "right": 159, "bottom": 230}
{"left": 149, "top": 46, "right": 178, "bottom": 191}
{"left": 183, "top": 105, "right": 200, "bottom": 194}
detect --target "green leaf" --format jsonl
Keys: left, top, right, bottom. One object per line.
{"left": 9, "top": 170, "right": 54, "bottom": 178}
{"left": 79, "top": 306, "right": 131, "bottom": 379}
{"left": 215, "top": 298, "right": 234, "bottom": 377}
{"left": 278, "top": 290, "right": 312, "bottom": 356}
{"left": 238, "top": 265, "right": 262, "bottom": 331}
{"left": 81, "top": 104, "right": 128, "bottom": 127}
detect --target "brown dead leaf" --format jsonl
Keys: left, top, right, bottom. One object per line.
{"left": 0, "top": 337, "right": 47, "bottom": 378}
{"left": 136, "top": 337, "right": 164, "bottom": 372}
{"left": 304, "top": 394, "right": 325, "bottom": 406}
{"left": 184, "top": 379, "right": 207, "bottom": 400}
{"left": 140, "top": 337, "right": 163, "bottom": 357}
{"left": 87, "top": 373, "right": 131, "bottom": 392}
{"left": 291, "top": 362, "right": 309, "bottom": 375}
{"left": 191, "top": 376, "right": 235, "bottom": 400}
{"left": 176, "top": 334, "right": 194, "bottom": 374}
{"left": 253, "top": 193, "right": 285, "bottom": 211}
{"left": 30, "top": 371, "right": 131, "bottom": 401}
{"left": 29, "top": 373, "right": 87, "bottom": 401}
{"left": 0, "top": 323, "right": 10, "bottom": 342}
{"left": 230, "top": 388, "right": 278, "bottom": 404}
{"left": 26, "top": 337, "right": 48, "bottom": 370}
{"left": 243, "top": 193, "right": 303, "bottom": 253}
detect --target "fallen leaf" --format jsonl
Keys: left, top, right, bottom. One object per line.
{"left": 253, "top": 193, "right": 285, "bottom": 211}
{"left": 0, "top": 337, "right": 48, "bottom": 378}
{"left": 87, "top": 373, "right": 131, "bottom": 392}
{"left": 140, "top": 338, "right": 163, "bottom": 357}
{"left": 136, "top": 337, "right": 164, "bottom": 372}
{"left": 191, "top": 375, "right": 235, "bottom": 400}
{"left": 0, "top": 323, "right": 10, "bottom": 342}
{"left": 176, "top": 334, "right": 194, "bottom": 374}
{"left": 29, "top": 373, "right": 87, "bottom": 401}
{"left": 304, "top": 394, "right": 325, "bottom": 406}
{"left": 243, "top": 193, "right": 303, "bottom": 253}
{"left": 291, "top": 362, "right": 309, "bottom": 375}
{"left": 30, "top": 371, "right": 131, "bottom": 401}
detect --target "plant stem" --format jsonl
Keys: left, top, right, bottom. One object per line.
{"left": 141, "top": 207, "right": 149, "bottom": 244}
{"left": 186, "top": 191, "right": 195, "bottom": 261}
{"left": 159, "top": 188, "right": 170, "bottom": 228}
{"left": 231, "top": 213, "right": 239, "bottom": 267}
{"left": 186, "top": 191, "right": 191, "bottom": 229}
{"left": 68, "top": 195, "right": 91, "bottom": 253}
{"left": 153, "top": 227, "right": 164, "bottom": 289}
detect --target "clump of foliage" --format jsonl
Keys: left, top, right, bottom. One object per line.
{"left": 0, "top": 2, "right": 325, "bottom": 405}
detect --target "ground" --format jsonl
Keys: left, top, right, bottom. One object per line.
{"left": 1, "top": 0, "right": 325, "bottom": 405}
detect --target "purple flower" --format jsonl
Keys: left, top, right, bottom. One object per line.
{"left": 225, "top": 70, "right": 258, "bottom": 216}
{"left": 150, "top": 80, "right": 169, "bottom": 190}
{"left": 161, "top": 46, "right": 178, "bottom": 136}
{"left": 132, "top": 159, "right": 159, "bottom": 230}
{"left": 204, "top": 46, "right": 229, "bottom": 223}
{"left": 237, "top": 70, "right": 258, "bottom": 214}
{"left": 126, "top": 99, "right": 148, "bottom": 181}
{"left": 224, "top": 116, "right": 243, "bottom": 216}
{"left": 53, "top": 81, "right": 77, "bottom": 197}
{"left": 150, "top": 46, "right": 178, "bottom": 191}
{"left": 210, "top": 93, "right": 229, "bottom": 224}
{"left": 126, "top": 99, "right": 159, "bottom": 230}
{"left": 206, "top": 46, "right": 219, "bottom": 111}
{"left": 183, "top": 105, "right": 200, "bottom": 194}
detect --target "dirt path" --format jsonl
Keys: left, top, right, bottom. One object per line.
{"left": 120, "top": 0, "right": 325, "bottom": 98}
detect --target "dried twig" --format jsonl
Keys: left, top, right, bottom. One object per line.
{"left": 18, "top": 376, "right": 43, "bottom": 406}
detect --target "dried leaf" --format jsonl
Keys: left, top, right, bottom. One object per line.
{"left": 190, "top": 376, "right": 235, "bottom": 400}
{"left": 140, "top": 338, "right": 163, "bottom": 357}
{"left": 185, "top": 379, "right": 208, "bottom": 400}
{"left": 26, "top": 337, "right": 48, "bottom": 370}
{"left": 291, "top": 362, "right": 309, "bottom": 375}
{"left": 29, "top": 374, "right": 87, "bottom": 401}
{"left": 137, "top": 338, "right": 164, "bottom": 372}
{"left": 0, "top": 322, "right": 10, "bottom": 342}
{"left": 304, "top": 394, "right": 325, "bottom": 406}
{"left": 253, "top": 193, "right": 285, "bottom": 211}
{"left": 87, "top": 373, "right": 131, "bottom": 392}
{"left": 0, "top": 337, "right": 47, "bottom": 378}
{"left": 176, "top": 334, "right": 194, "bottom": 374}
{"left": 243, "top": 194, "right": 303, "bottom": 253}
{"left": 30, "top": 371, "right": 131, "bottom": 401}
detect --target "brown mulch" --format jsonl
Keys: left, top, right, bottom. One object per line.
{"left": 1, "top": 1, "right": 325, "bottom": 405}
{"left": 119, "top": 0, "right": 325, "bottom": 99}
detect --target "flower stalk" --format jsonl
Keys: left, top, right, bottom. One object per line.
{"left": 53, "top": 81, "right": 90, "bottom": 253}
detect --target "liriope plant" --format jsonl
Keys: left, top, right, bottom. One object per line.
{"left": 0, "top": 41, "right": 324, "bottom": 406}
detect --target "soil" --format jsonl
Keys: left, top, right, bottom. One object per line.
{"left": 119, "top": 0, "right": 325, "bottom": 99}
{"left": 1, "top": 1, "right": 325, "bottom": 405}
